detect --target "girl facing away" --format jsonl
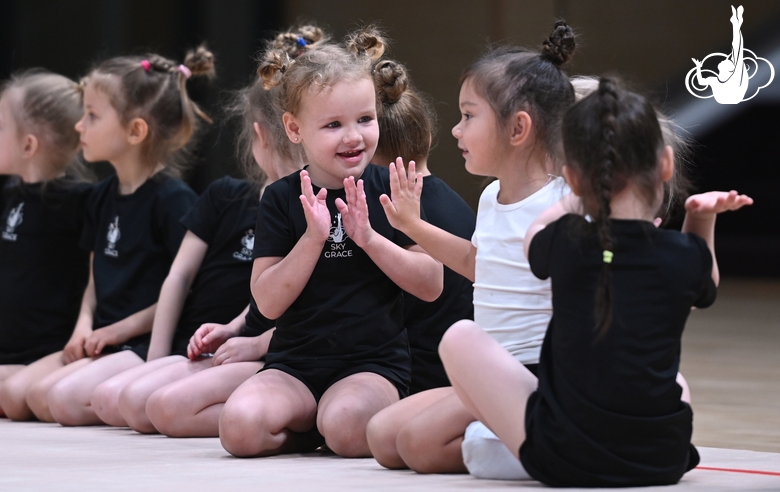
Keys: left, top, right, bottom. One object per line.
{"left": 370, "top": 58, "right": 475, "bottom": 394}
{"left": 1, "top": 47, "right": 214, "bottom": 424}
{"left": 366, "top": 21, "right": 575, "bottom": 473}
{"left": 217, "top": 27, "right": 443, "bottom": 458}
{"left": 438, "top": 77, "right": 752, "bottom": 487}
{"left": 0, "top": 72, "right": 92, "bottom": 417}
{"left": 91, "top": 27, "right": 317, "bottom": 436}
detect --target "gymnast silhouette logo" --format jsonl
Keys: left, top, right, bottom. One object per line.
{"left": 685, "top": 5, "right": 774, "bottom": 104}
{"left": 324, "top": 213, "right": 352, "bottom": 258}
{"left": 233, "top": 229, "right": 254, "bottom": 261}
{"left": 104, "top": 216, "right": 120, "bottom": 257}
{"left": 2, "top": 202, "right": 24, "bottom": 241}
{"left": 327, "top": 213, "right": 347, "bottom": 244}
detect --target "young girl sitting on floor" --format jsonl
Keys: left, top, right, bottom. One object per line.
{"left": 0, "top": 72, "right": 92, "bottom": 419}
{"left": 218, "top": 27, "right": 443, "bottom": 458}
{"left": 438, "top": 77, "right": 752, "bottom": 487}
{"left": 7, "top": 47, "right": 214, "bottom": 424}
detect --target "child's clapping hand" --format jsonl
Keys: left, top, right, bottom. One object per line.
{"left": 299, "top": 170, "right": 331, "bottom": 242}
{"left": 336, "top": 176, "right": 374, "bottom": 248}
{"left": 380, "top": 157, "right": 423, "bottom": 233}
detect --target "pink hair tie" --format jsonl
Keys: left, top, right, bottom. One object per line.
{"left": 140, "top": 60, "right": 152, "bottom": 72}
{"left": 177, "top": 64, "right": 192, "bottom": 79}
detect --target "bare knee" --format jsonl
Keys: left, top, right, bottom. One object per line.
{"left": 118, "top": 383, "right": 155, "bottom": 433}
{"left": 366, "top": 410, "right": 406, "bottom": 468}
{"left": 0, "top": 378, "right": 34, "bottom": 421}
{"left": 26, "top": 380, "right": 55, "bottom": 422}
{"left": 47, "top": 379, "right": 89, "bottom": 426}
{"left": 219, "top": 397, "right": 271, "bottom": 457}
{"left": 318, "top": 401, "right": 373, "bottom": 458}
{"left": 146, "top": 387, "right": 183, "bottom": 437}
{"left": 91, "top": 381, "right": 126, "bottom": 427}
{"left": 397, "top": 419, "right": 445, "bottom": 474}
{"left": 439, "top": 320, "right": 481, "bottom": 362}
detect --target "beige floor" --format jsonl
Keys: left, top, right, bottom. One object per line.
{"left": 1, "top": 278, "right": 779, "bottom": 491}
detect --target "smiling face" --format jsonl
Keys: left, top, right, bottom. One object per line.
{"left": 285, "top": 77, "right": 378, "bottom": 189}
{"left": 0, "top": 91, "right": 26, "bottom": 175}
{"left": 451, "top": 79, "right": 504, "bottom": 177}
{"left": 74, "top": 79, "right": 131, "bottom": 163}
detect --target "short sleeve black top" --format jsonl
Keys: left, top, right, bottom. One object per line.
{"left": 169, "top": 176, "right": 273, "bottom": 350}
{"left": 253, "top": 164, "right": 415, "bottom": 365}
{"left": 521, "top": 214, "right": 717, "bottom": 487}
{"left": 0, "top": 177, "right": 91, "bottom": 364}
{"left": 406, "top": 175, "right": 475, "bottom": 393}
{"left": 80, "top": 173, "right": 196, "bottom": 349}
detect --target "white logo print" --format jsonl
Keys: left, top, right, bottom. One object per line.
{"left": 232, "top": 229, "right": 255, "bottom": 261}
{"left": 2, "top": 203, "right": 24, "bottom": 241}
{"left": 685, "top": 5, "right": 774, "bottom": 104}
{"left": 325, "top": 212, "right": 352, "bottom": 258}
{"left": 104, "top": 216, "right": 120, "bottom": 257}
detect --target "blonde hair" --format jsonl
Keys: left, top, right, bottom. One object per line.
{"left": 85, "top": 45, "right": 216, "bottom": 175}
{"left": 1, "top": 70, "right": 90, "bottom": 180}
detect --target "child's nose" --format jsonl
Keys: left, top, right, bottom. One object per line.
{"left": 343, "top": 126, "right": 361, "bottom": 145}
{"left": 451, "top": 123, "right": 462, "bottom": 139}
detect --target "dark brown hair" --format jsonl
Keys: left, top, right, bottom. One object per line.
{"left": 563, "top": 77, "right": 666, "bottom": 336}
{"left": 1, "top": 70, "right": 90, "bottom": 180}
{"left": 461, "top": 21, "right": 576, "bottom": 172}
{"left": 372, "top": 59, "right": 436, "bottom": 163}
{"left": 86, "top": 45, "right": 215, "bottom": 175}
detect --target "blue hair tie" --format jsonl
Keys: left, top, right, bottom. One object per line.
{"left": 296, "top": 37, "right": 307, "bottom": 47}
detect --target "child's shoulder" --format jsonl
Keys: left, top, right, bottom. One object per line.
{"left": 263, "top": 168, "right": 302, "bottom": 197}
{"left": 150, "top": 173, "right": 197, "bottom": 202}
{"left": 204, "top": 175, "right": 253, "bottom": 198}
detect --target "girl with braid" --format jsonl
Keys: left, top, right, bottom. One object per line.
{"left": 14, "top": 47, "right": 215, "bottom": 425}
{"left": 438, "top": 77, "right": 752, "bottom": 487}
{"left": 367, "top": 21, "right": 574, "bottom": 474}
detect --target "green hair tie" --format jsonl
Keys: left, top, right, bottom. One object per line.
{"left": 603, "top": 250, "right": 614, "bottom": 264}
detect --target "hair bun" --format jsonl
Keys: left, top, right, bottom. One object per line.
{"left": 541, "top": 20, "right": 575, "bottom": 67}
{"left": 373, "top": 59, "right": 408, "bottom": 104}
{"left": 346, "top": 26, "right": 387, "bottom": 61}
{"left": 272, "top": 25, "right": 327, "bottom": 58}
{"left": 184, "top": 45, "right": 216, "bottom": 78}
{"left": 257, "top": 50, "right": 290, "bottom": 90}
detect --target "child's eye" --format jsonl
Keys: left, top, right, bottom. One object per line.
{"left": 326, "top": 121, "right": 341, "bottom": 129}
{"left": 462, "top": 113, "right": 472, "bottom": 121}
{"left": 358, "top": 115, "right": 373, "bottom": 124}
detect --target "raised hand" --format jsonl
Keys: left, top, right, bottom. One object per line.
{"left": 692, "top": 58, "right": 703, "bottom": 68}
{"left": 335, "top": 176, "right": 374, "bottom": 248}
{"left": 685, "top": 190, "right": 753, "bottom": 215}
{"left": 299, "top": 169, "right": 331, "bottom": 242}
{"left": 187, "top": 322, "right": 238, "bottom": 360}
{"left": 379, "top": 157, "right": 423, "bottom": 232}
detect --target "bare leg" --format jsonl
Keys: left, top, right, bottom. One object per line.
{"left": 367, "top": 386, "right": 453, "bottom": 469}
{"left": 677, "top": 372, "right": 691, "bottom": 404}
{"left": 25, "top": 356, "right": 91, "bottom": 422}
{"left": 439, "top": 320, "right": 537, "bottom": 458}
{"left": 396, "top": 392, "right": 474, "bottom": 473}
{"left": 92, "top": 355, "right": 188, "bottom": 427}
{"left": 48, "top": 351, "right": 143, "bottom": 426}
{"left": 219, "top": 369, "right": 319, "bottom": 457}
{"left": 0, "top": 365, "right": 25, "bottom": 417}
{"left": 140, "top": 359, "right": 253, "bottom": 436}
{"left": 317, "top": 372, "right": 400, "bottom": 458}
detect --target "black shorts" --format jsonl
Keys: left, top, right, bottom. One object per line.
{"left": 261, "top": 360, "right": 410, "bottom": 403}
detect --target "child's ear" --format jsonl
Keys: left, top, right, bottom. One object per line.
{"left": 282, "top": 112, "right": 302, "bottom": 144}
{"left": 660, "top": 145, "right": 674, "bottom": 182}
{"left": 508, "top": 111, "right": 533, "bottom": 147}
{"left": 21, "top": 134, "right": 39, "bottom": 158}
{"left": 127, "top": 118, "right": 149, "bottom": 145}
{"left": 562, "top": 165, "right": 583, "bottom": 196}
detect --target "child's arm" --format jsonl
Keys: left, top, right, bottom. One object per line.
{"left": 146, "top": 231, "right": 209, "bottom": 361}
{"left": 63, "top": 254, "right": 96, "bottom": 364}
{"left": 682, "top": 190, "right": 753, "bottom": 286}
{"left": 187, "top": 304, "right": 250, "bottom": 360}
{"left": 83, "top": 304, "right": 156, "bottom": 357}
{"left": 380, "top": 159, "right": 476, "bottom": 281}
{"left": 211, "top": 328, "right": 276, "bottom": 366}
{"left": 524, "top": 193, "right": 581, "bottom": 260}
{"left": 338, "top": 175, "right": 443, "bottom": 302}
{"left": 251, "top": 170, "right": 331, "bottom": 320}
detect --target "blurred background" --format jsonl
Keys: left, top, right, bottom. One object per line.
{"left": 2, "top": 0, "right": 778, "bottom": 276}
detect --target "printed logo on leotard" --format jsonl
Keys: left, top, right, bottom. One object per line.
{"left": 104, "top": 216, "right": 120, "bottom": 257}
{"left": 233, "top": 229, "right": 254, "bottom": 261}
{"left": 2, "top": 203, "right": 24, "bottom": 242}
{"left": 685, "top": 5, "right": 774, "bottom": 104}
{"left": 325, "top": 212, "right": 352, "bottom": 258}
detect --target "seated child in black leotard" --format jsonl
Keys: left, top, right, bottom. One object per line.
{"left": 438, "top": 77, "right": 752, "bottom": 487}
{"left": 218, "top": 27, "right": 443, "bottom": 458}
{"left": 0, "top": 71, "right": 92, "bottom": 419}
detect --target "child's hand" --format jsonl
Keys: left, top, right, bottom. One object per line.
{"left": 685, "top": 190, "right": 753, "bottom": 215}
{"left": 84, "top": 326, "right": 122, "bottom": 358}
{"left": 211, "top": 337, "right": 262, "bottom": 366}
{"left": 62, "top": 333, "right": 88, "bottom": 364}
{"left": 379, "top": 158, "right": 423, "bottom": 233}
{"left": 336, "top": 176, "right": 374, "bottom": 248}
{"left": 187, "top": 322, "right": 238, "bottom": 360}
{"left": 299, "top": 170, "right": 331, "bottom": 242}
